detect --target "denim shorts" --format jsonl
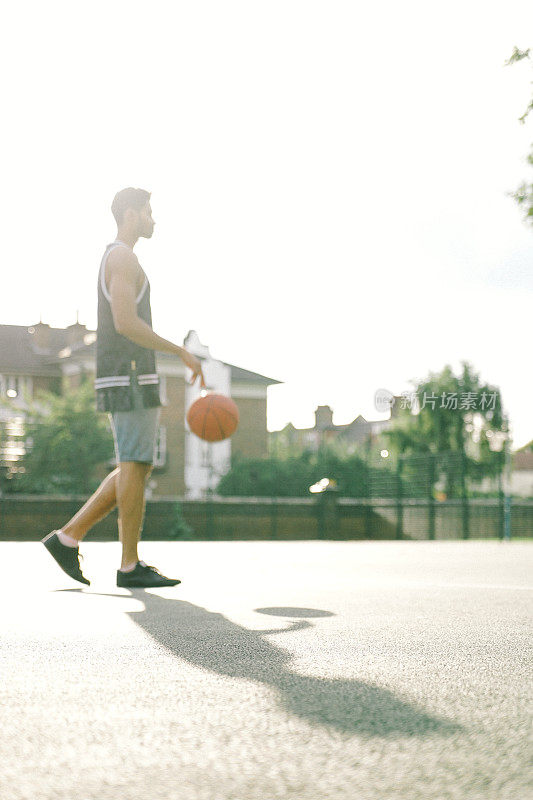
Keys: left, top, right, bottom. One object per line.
{"left": 109, "top": 380, "right": 161, "bottom": 465}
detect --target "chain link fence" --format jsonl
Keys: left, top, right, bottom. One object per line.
{"left": 1, "top": 416, "right": 530, "bottom": 539}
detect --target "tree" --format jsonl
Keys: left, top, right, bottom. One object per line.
{"left": 218, "top": 448, "right": 370, "bottom": 498}
{"left": 11, "top": 380, "right": 114, "bottom": 494}
{"left": 506, "top": 47, "right": 533, "bottom": 225}
{"left": 381, "top": 361, "right": 508, "bottom": 498}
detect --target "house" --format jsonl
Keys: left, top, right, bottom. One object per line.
{"left": 269, "top": 401, "right": 402, "bottom": 457}
{"left": 0, "top": 321, "right": 281, "bottom": 497}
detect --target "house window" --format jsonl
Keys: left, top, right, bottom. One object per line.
{"left": 0, "top": 375, "right": 33, "bottom": 401}
{"left": 153, "top": 425, "right": 167, "bottom": 468}
{"left": 0, "top": 415, "right": 27, "bottom": 465}
{"left": 305, "top": 432, "right": 319, "bottom": 449}
{"left": 7, "top": 377, "right": 17, "bottom": 398}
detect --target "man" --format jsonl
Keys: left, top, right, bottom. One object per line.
{"left": 42, "top": 188, "right": 204, "bottom": 588}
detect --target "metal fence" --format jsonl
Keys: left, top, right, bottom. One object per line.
{"left": 363, "top": 449, "right": 515, "bottom": 540}
{"left": 1, "top": 415, "right": 529, "bottom": 539}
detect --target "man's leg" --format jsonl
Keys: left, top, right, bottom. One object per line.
{"left": 116, "top": 462, "right": 152, "bottom": 569}
{"left": 61, "top": 467, "right": 120, "bottom": 542}
{"left": 41, "top": 469, "right": 118, "bottom": 585}
{"left": 114, "top": 460, "right": 181, "bottom": 588}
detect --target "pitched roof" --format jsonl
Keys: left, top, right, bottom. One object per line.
{"left": 276, "top": 415, "right": 373, "bottom": 435}
{"left": 0, "top": 323, "right": 281, "bottom": 385}
{"left": 223, "top": 362, "right": 281, "bottom": 385}
{"left": 0, "top": 325, "right": 64, "bottom": 375}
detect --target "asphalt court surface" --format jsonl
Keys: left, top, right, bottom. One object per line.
{"left": 1, "top": 540, "right": 531, "bottom": 800}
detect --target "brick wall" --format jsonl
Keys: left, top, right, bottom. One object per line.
{"left": 4, "top": 496, "right": 531, "bottom": 541}
{"left": 231, "top": 396, "right": 268, "bottom": 459}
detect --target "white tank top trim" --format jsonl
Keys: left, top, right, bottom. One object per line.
{"left": 94, "top": 376, "right": 131, "bottom": 387}
{"left": 99, "top": 241, "right": 148, "bottom": 305}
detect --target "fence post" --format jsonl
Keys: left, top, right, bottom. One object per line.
{"left": 316, "top": 492, "right": 325, "bottom": 539}
{"left": 503, "top": 436, "right": 512, "bottom": 541}
{"left": 428, "top": 453, "right": 436, "bottom": 540}
{"left": 316, "top": 486, "right": 339, "bottom": 539}
{"left": 396, "top": 456, "right": 404, "bottom": 540}
{"left": 365, "top": 453, "right": 373, "bottom": 538}
{"left": 460, "top": 449, "right": 470, "bottom": 539}
{"left": 270, "top": 460, "right": 278, "bottom": 539}
{"left": 498, "top": 449, "right": 505, "bottom": 541}
{"left": 206, "top": 449, "right": 215, "bottom": 539}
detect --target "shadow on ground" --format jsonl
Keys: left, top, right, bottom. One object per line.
{"left": 60, "top": 588, "right": 461, "bottom": 740}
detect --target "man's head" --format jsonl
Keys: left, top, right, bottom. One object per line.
{"left": 111, "top": 187, "right": 154, "bottom": 238}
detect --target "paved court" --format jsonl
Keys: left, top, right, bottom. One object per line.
{"left": 0, "top": 540, "right": 531, "bottom": 800}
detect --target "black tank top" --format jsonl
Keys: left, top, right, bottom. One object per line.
{"left": 95, "top": 241, "right": 161, "bottom": 412}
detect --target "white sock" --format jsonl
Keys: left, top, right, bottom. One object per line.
{"left": 56, "top": 529, "right": 79, "bottom": 548}
{"left": 119, "top": 561, "right": 139, "bottom": 573}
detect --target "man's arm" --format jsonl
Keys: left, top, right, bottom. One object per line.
{"left": 107, "top": 248, "right": 204, "bottom": 386}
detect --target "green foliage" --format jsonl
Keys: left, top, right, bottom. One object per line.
{"left": 167, "top": 502, "right": 194, "bottom": 540}
{"left": 381, "top": 361, "right": 508, "bottom": 498}
{"left": 506, "top": 47, "right": 533, "bottom": 225}
{"left": 218, "top": 447, "right": 370, "bottom": 498}
{"left": 9, "top": 380, "right": 114, "bottom": 494}
{"left": 221, "top": 363, "right": 509, "bottom": 501}
{"left": 269, "top": 428, "right": 363, "bottom": 461}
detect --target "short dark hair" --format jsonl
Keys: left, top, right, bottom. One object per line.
{"left": 111, "top": 187, "right": 151, "bottom": 224}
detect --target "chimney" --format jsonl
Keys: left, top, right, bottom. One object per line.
{"left": 29, "top": 322, "right": 51, "bottom": 352}
{"left": 390, "top": 395, "right": 402, "bottom": 419}
{"left": 315, "top": 405, "right": 333, "bottom": 430}
{"left": 65, "top": 322, "right": 88, "bottom": 348}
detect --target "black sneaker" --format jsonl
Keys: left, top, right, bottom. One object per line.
{"left": 117, "top": 561, "right": 181, "bottom": 588}
{"left": 42, "top": 531, "right": 90, "bottom": 586}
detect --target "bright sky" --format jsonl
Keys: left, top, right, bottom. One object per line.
{"left": 1, "top": 1, "right": 532, "bottom": 447}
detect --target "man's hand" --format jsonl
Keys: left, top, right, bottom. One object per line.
{"left": 181, "top": 350, "right": 206, "bottom": 387}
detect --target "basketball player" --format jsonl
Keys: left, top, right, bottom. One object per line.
{"left": 42, "top": 188, "right": 205, "bottom": 587}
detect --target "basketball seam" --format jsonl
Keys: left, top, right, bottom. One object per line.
{"left": 214, "top": 409, "right": 238, "bottom": 439}
{"left": 187, "top": 396, "right": 238, "bottom": 441}
{"left": 209, "top": 394, "right": 239, "bottom": 423}
{"left": 213, "top": 410, "right": 226, "bottom": 440}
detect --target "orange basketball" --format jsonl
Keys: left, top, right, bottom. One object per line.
{"left": 186, "top": 393, "right": 240, "bottom": 442}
